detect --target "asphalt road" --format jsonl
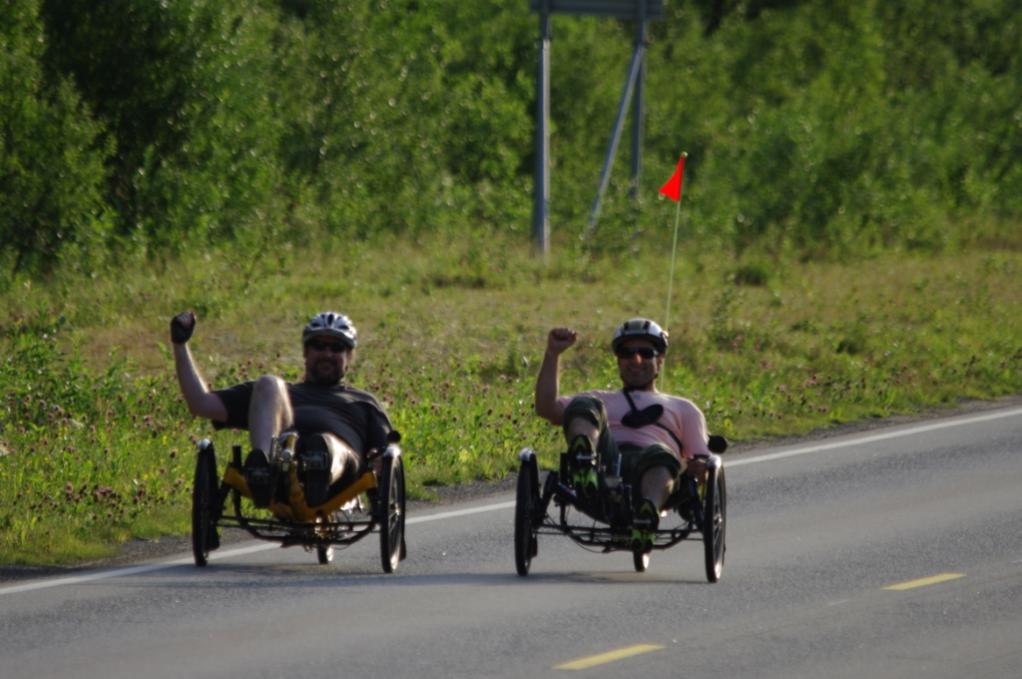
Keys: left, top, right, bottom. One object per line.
{"left": 2, "top": 404, "right": 1020, "bottom": 679}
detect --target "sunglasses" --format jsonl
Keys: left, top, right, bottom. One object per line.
{"left": 615, "top": 346, "right": 659, "bottom": 360}
{"left": 307, "top": 339, "right": 349, "bottom": 353}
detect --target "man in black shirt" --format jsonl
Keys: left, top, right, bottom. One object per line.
{"left": 170, "top": 310, "right": 394, "bottom": 506}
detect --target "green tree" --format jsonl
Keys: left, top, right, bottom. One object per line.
{"left": 0, "top": 0, "right": 110, "bottom": 276}
{"left": 41, "top": 0, "right": 285, "bottom": 251}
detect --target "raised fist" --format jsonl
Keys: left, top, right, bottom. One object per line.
{"left": 170, "top": 311, "right": 196, "bottom": 344}
{"left": 546, "top": 327, "right": 578, "bottom": 356}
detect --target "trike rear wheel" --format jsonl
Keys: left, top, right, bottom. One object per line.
{"left": 632, "top": 547, "right": 651, "bottom": 572}
{"left": 191, "top": 446, "right": 218, "bottom": 567}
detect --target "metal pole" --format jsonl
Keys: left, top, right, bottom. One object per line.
{"left": 533, "top": 3, "right": 552, "bottom": 255}
{"left": 631, "top": 0, "right": 648, "bottom": 202}
{"left": 583, "top": 43, "right": 644, "bottom": 240}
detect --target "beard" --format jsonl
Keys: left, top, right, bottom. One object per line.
{"left": 620, "top": 364, "right": 658, "bottom": 390}
{"left": 307, "top": 359, "right": 343, "bottom": 386}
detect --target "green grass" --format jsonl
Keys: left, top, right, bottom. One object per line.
{"left": 1, "top": 230, "right": 1021, "bottom": 564}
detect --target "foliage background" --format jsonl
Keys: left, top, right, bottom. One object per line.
{"left": 2, "top": 0, "right": 1019, "bottom": 275}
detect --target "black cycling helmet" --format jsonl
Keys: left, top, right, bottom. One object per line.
{"left": 302, "top": 311, "right": 358, "bottom": 348}
{"left": 611, "top": 318, "right": 668, "bottom": 354}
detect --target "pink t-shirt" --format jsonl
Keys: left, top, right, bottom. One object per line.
{"left": 557, "top": 389, "right": 710, "bottom": 461}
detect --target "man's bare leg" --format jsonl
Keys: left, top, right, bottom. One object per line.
{"left": 320, "top": 433, "right": 363, "bottom": 485}
{"left": 639, "top": 465, "right": 675, "bottom": 511}
{"left": 248, "top": 375, "right": 294, "bottom": 455}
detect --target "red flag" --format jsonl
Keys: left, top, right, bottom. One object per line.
{"left": 659, "top": 154, "right": 686, "bottom": 202}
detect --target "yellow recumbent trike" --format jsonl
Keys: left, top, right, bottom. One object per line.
{"left": 190, "top": 429, "right": 406, "bottom": 572}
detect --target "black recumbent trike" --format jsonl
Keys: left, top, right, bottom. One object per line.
{"left": 190, "top": 429, "right": 406, "bottom": 572}
{"left": 513, "top": 435, "right": 727, "bottom": 581}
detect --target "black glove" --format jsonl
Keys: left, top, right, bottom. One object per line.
{"left": 170, "top": 312, "right": 195, "bottom": 344}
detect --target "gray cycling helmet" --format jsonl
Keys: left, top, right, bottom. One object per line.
{"left": 611, "top": 318, "right": 668, "bottom": 353}
{"left": 302, "top": 311, "right": 358, "bottom": 348}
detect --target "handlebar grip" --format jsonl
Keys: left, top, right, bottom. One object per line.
{"left": 708, "top": 435, "right": 728, "bottom": 454}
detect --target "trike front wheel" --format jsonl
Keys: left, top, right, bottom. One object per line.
{"left": 378, "top": 454, "right": 406, "bottom": 573}
{"left": 514, "top": 457, "right": 540, "bottom": 576}
{"left": 702, "top": 465, "right": 726, "bottom": 582}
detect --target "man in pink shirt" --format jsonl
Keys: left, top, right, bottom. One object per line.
{"left": 534, "top": 318, "right": 712, "bottom": 548}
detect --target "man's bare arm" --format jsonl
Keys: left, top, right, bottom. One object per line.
{"left": 171, "top": 311, "right": 227, "bottom": 422}
{"left": 534, "top": 327, "right": 577, "bottom": 425}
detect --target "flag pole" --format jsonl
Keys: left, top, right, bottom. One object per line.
{"left": 659, "top": 152, "right": 687, "bottom": 367}
{"left": 663, "top": 194, "right": 683, "bottom": 335}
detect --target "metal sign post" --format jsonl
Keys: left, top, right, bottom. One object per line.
{"left": 530, "top": 0, "right": 666, "bottom": 252}
{"left": 533, "top": 2, "right": 553, "bottom": 255}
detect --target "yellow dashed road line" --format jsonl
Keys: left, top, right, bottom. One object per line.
{"left": 552, "top": 574, "right": 968, "bottom": 671}
{"left": 884, "top": 572, "right": 966, "bottom": 591}
{"left": 555, "top": 643, "right": 665, "bottom": 671}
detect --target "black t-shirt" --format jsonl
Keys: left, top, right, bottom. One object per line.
{"left": 213, "top": 381, "right": 393, "bottom": 454}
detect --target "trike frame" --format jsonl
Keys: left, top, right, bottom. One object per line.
{"left": 191, "top": 437, "right": 407, "bottom": 573}
{"left": 514, "top": 438, "right": 727, "bottom": 581}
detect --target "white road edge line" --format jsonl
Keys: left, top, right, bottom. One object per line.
{"left": 406, "top": 501, "right": 515, "bottom": 525}
{"left": 727, "top": 407, "right": 1022, "bottom": 467}
{"left": 3, "top": 406, "right": 1020, "bottom": 596}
